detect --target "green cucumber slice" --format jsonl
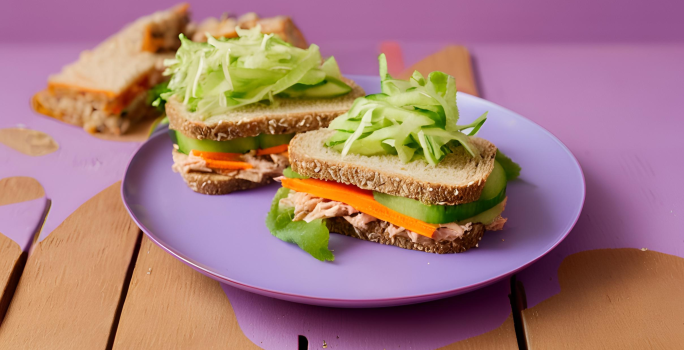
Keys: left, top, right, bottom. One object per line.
{"left": 458, "top": 198, "right": 506, "bottom": 225}
{"left": 372, "top": 161, "right": 508, "bottom": 224}
{"left": 479, "top": 160, "right": 506, "bottom": 200}
{"left": 279, "top": 77, "right": 352, "bottom": 98}
{"left": 172, "top": 130, "right": 294, "bottom": 154}
{"left": 258, "top": 133, "right": 295, "bottom": 149}
{"left": 283, "top": 167, "right": 308, "bottom": 179}
{"left": 174, "top": 130, "right": 258, "bottom": 154}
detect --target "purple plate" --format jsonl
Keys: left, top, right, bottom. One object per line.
{"left": 122, "top": 75, "right": 584, "bottom": 307}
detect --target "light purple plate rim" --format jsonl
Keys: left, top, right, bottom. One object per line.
{"left": 121, "top": 75, "right": 585, "bottom": 307}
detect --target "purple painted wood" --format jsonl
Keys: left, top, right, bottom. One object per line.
{"left": 223, "top": 280, "right": 512, "bottom": 349}
{"left": 0, "top": 44, "right": 140, "bottom": 241}
{"left": 0, "top": 43, "right": 516, "bottom": 348}
{"left": 7, "top": 42, "right": 679, "bottom": 348}
{"left": 0, "top": 198, "right": 46, "bottom": 251}
{"left": 469, "top": 44, "right": 684, "bottom": 306}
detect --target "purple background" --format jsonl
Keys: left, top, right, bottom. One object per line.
{"left": 2, "top": 0, "right": 684, "bottom": 347}
{"left": 4, "top": 0, "right": 684, "bottom": 44}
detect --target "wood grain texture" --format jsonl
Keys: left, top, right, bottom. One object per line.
{"left": 523, "top": 249, "right": 684, "bottom": 349}
{"left": 0, "top": 233, "right": 24, "bottom": 326}
{"left": 0, "top": 176, "right": 45, "bottom": 206}
{"left": 0, "top": 181, "right": 140, "bottom": 350}
{"left": 439, "top": 315, "right": 517, "bottom": 350}
{"left": 112, "top": 236, "right": 261, "bottom": 350}
{"left": 399, "top": 45, "right": 479, "bottom": 96}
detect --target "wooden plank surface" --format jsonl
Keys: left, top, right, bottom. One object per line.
{"left": 0, "top": 177, "right": 45, "bottom": 206}
{"left": 0, "top": 176, "right": 45, "bottom": 323}
{"left": 0, "top": 234, "right": 23, "bottom": 326}
{"left": 469, "top": 44, "right": 684, "bottom": 349}
{"left": 111, "top": 44, "right": 518, "bottom": 350}
{"left": 112, "top": 237, "right": 260, "bottom": 349}
{"left": 522, "top": 249, "right": 684, "bottom": 349}
{"left": 0, "top": 181, "right": 140, "bottom": 350}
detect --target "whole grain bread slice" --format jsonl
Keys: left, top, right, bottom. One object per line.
{"left": 167, "top": 78, "right": 365, "bottom": 140}
{"left": 172, "top": 150, "right": 286, "bottom": 195}
{"left": 289, "top": 129, "right": 498, "bottom": 205}
{"left": 326, "top": 217, "right": 486, "bottom": 254}
{"left": 177, "top": 170, "right": 273, "bottom": 195}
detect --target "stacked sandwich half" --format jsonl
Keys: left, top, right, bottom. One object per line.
{"left": 162, "top": 26, "right": 364, "bottom": 194}
{"left": 266, "top": 55, "right": 520, "bottom": 261}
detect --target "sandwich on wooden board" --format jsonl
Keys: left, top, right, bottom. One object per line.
{"left": 163, "top": 26, "right": 365, "bottom": 194}
{"left": 266, "top": 54, "right": 521, "bottom": 260}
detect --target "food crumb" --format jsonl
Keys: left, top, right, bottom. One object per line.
{"left": 476, "top": 243, "right": 479, "bottom": 248}
{"left": 427, "top": 262, "right": 430, "bottom": 265}
{"left": 323, "top": 340, "right": 327, "bottom": 348}
{"left": 502, "top": 239, "right": 505, "bottom": 242}
{"left": 641, "top": 248, "right": 648, "bottom": 251}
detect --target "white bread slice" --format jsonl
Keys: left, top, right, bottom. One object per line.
{"left": 289, "top": 129, "right": 498, "bottom": 205}
{"left": 167, "top": 78, "right": 365, "bottom": 140}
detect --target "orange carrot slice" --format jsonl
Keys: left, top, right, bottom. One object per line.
{"left": 190, "top": 149, "right": 242, "bottom": 161}
{"left": 256, "top": 144, "right": 289, "bottom": 156}
{"left": 203, "top": 159, "right": 253, "bottom": 170}
{"left": 280, "top": 178, "right": 437, "bottom": 238}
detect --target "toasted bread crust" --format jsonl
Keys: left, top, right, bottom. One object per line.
{"left": 166, "top": 78, "right": 365, "bottom": 140}
{"left": 326, "top": 217, "right": 486, "bottom": 254}
{"left": 177, "top": 170, "right": 274, "bottom": 195}
{"left": 288, "top": 130, "right": 497, "bottom": 205}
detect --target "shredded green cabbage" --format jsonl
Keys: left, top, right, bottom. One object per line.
{"left": 326, "top": 54, "right": 488, "bottom": 165}
{"left": 162, "top": 25, "right": 351, "bottom": 119}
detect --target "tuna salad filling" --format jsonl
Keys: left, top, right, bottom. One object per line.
{"left": 278, "top": 189, "right": 507, "bottom": 245}
{"left": 171, "top": 149, "right": 289, "bottom": 183}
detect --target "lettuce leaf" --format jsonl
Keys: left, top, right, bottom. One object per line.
{"left": 495, "top": 150, "right": 522, "bottom": 181}
{"left": 265, "top": 188, "right": 334, "bottom": 261}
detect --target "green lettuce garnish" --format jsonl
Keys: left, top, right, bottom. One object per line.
{"left": 495, "top": 150, "right": 522, "bottom": 180}
{"left": 325, "top": 54, "right": 487, "bottom": 166}
{"left": 161, "top": 25, "right": 351, "bottom": 119}
{"left": 265, "top": 187, "right": 334, "bottom": 261}
{"left": 147, "top": 81, "right": 171, "bottom": 113}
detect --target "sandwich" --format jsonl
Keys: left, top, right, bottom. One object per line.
{"left": 32, "top": 4, "right": 191, "bottom": 135}
{"left": 164, "top": 26, "right": 365, "bottom": 195}
{"left": 266, "top": 55, "right": 521, "bottom": 261}
{"left": 192, "top": 12, "right": 307, "bottom": 49}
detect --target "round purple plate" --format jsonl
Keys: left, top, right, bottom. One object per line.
{"left": 122, "top": 75, "right": 584, "bottom": 308}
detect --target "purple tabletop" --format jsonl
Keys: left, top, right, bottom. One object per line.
{"left": 1, "top": 42, "right": 683, "bottom": 348}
